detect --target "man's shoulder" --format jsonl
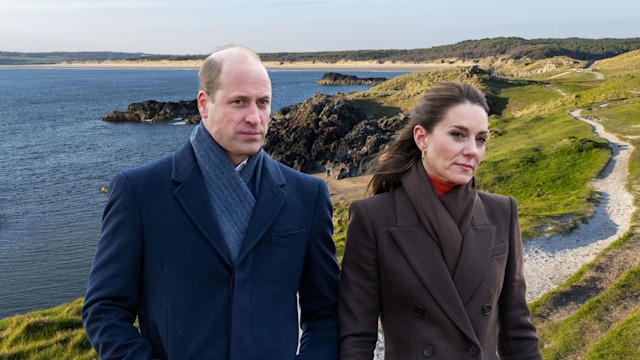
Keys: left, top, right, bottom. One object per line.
{"left": 120, "top": 142, "right": 192, "bottom": 181}
{"left": 269, "top": 157, "right": 324, "bottom": 186}
{"left": 120, "top": 152, "right": 174, "bottom": 180}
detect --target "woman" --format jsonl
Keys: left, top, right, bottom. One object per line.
{"left": 338, "top": 82, "right": 541, "bottom": 359}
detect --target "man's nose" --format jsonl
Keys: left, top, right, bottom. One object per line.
{"left": 245, "top": 103, "right": 261, "bottom": 124}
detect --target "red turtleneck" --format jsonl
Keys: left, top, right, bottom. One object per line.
{"left": 428, "top": 173, "right": 456, "bottom": 197}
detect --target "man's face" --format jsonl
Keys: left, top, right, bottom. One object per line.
{"left": 197, "top": 57, "right": 272, "bottom": 166}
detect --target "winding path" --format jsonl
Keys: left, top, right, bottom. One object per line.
{"left": 523, "top": 108, "right": 635, "bottom": 302}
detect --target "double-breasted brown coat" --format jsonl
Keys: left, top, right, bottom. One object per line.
{"left": 338, "top": 169, "right": 541, "bottom": 359}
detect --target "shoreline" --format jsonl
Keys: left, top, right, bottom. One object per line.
{"left": 0, "top": 60, "right": 468, "bottom": 72}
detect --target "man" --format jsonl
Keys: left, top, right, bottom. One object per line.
{"left": 82, "top": 46, "right": 339, "bottom": 359}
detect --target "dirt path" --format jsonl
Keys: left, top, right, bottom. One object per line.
{"left": 523, "top": 109, "right": 635, "bottom": 302}
{"left": 548, "top": 69, "right": 605, "bottom": 80}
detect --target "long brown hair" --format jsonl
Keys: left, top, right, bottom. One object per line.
{"left": 368, "top": 82, "right": 489, "bottom": 195}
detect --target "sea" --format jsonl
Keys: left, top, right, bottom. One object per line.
{"left": 0, "top": 67, "right": 409, "bottom": 319}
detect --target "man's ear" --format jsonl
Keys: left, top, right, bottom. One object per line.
{"left": 413, "top": 125, "right": 429, "bottom": 152}
{"left": 197, "top": 90, "right": 209, "bottom": 119}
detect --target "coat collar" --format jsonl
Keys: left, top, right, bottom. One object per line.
{"left": 389, "top": 181, "right": 496, "bottom": 342}
{"left": 171, "top": 142, "right": 286, "bottom": 269}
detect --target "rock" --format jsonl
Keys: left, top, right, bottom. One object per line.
{"left": 322, "top": 113, "right": 408, "bottom": 179}
{"left": 264, "top": 93, "right": 408, "bottom": 179}
{"left": 103, "top": 99, "right": 200, "bottom": 124}
{"left": 317, "top": 72, "right": 387, "bottom": 86}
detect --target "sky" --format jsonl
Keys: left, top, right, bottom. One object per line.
{"left": 1, "top": 0, "right": 639, "bottom": 55}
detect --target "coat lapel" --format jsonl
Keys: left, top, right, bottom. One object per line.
{"left": 390, "top": 187, "right": 478, "bottom": 343}
{"left": 237, "top": 156, "right": 286, "bottom": 263}
{"left": 171, "top": 142, "right": 233, "bottom": 269}
{"left": 453, "top": 199, "right": 497, "bottom": 305}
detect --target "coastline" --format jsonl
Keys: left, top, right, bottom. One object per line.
{"left": 0, "top": 60, "right": 468, "bottom": 72}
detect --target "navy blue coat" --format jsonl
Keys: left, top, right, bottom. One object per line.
{"left": 82, "top": 142, "right": 339, "bottom": 359}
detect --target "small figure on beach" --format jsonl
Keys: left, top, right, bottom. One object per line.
{"left": 82, "top": 46, "right": 339, "bottom": 359}
{"left": 338, "top": 82, "right": 541, "bottom": 359}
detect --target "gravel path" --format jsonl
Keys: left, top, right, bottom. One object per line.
{"left": 523, "top": 108, "right": 635, "bottom": 302}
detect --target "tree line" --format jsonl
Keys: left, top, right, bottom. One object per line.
{"left": 2, "top": 37, "right": 639, "bottom": 65}
{"left": 259, "top": 37, "right": 640, "bottom": 62}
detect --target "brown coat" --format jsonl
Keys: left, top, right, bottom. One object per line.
{"left": 338, "top": 178, "right": 541, "bottom": 359}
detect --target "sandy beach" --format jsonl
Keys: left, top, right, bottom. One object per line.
{"left": 0, "top": 60, "right": 466, "bottom": 72}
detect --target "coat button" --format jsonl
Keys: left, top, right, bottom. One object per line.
{"left": 482, "top": 304, "right": 492, "bottom": 315}
{"left": 415, "top": 305, "right": 426, "bottom": 317}
{"left": 467, "top": 344, "right": 480, "bottom": 357}
{"left": 422, "top": 345, "right": 434, "bottom": 357}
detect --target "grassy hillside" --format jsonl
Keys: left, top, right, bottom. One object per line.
{"left": 593, "top": 49, "right": 640, "bottom": 70}
{"left": 2, "top": 51, "right": 640, "bottom": 358}
{"left": 526, "top": 63, "right": 640, "bottom": 358}
{"left": 0, "top": 298, "right": 96, "bottom": 359}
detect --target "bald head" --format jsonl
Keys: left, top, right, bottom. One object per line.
{"left": 198, "top": 46, "right": 267, "bottom": 97}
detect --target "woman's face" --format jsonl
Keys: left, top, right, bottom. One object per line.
{"left": 414, "top": 102, "right": 489, "bottom": 185}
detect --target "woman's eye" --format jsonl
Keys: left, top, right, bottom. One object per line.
{"left": 477, "top": 137, "right": 487, "bottom": 144}
{"left": 451, "top": 131, "right": 464, "bottom": 139}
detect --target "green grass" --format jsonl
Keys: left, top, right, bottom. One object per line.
{"left": 489, "top": 82, "right": 564, "bottom": 116}
{"left": 332, "top": 204, "right": 348, "bottom": 264}
{"left": 584, "top": 306, "right": 640, "bottom": 359}
{"left": 594, "top": 49, "right": 640, "bottom": 71}
{"left": 477, "top": 108, "right": 610, "bottom": 238}
{"left": 580, "top": 97, "right": 640, "bottom": 139}
{"left": 0, "top": 298, "right": 97, "bottom": 359}
{"left": 536, "top": 267, "right": 640, "bottom": 360}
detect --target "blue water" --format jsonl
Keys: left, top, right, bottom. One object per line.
{"left": 0, "top": 68, "right": 408, "bottom": 319}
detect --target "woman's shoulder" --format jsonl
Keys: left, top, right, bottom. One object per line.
{"left": 352, "top": 190, "right": 396, "bottom": 206}
{"left": 478, "top": 191, "right": 517, "bottom": 213}
{"left": 350, "top": 190, "right": 398, "bottom": 217}
{"left": 479, "top": 191, "right": 514, "bottom": 202}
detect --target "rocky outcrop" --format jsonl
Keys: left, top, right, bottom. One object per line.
{"left": 321, "top": 112, "right": 408, "bottom": 179}
{"left": 264, "top": 93, "right": 408, "bottom": 179}
{"left": 317, "top": 72, "right": 387, "bottom": 86}
{"left": 103, "top": 99, "right": 200, "bottom": 124}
